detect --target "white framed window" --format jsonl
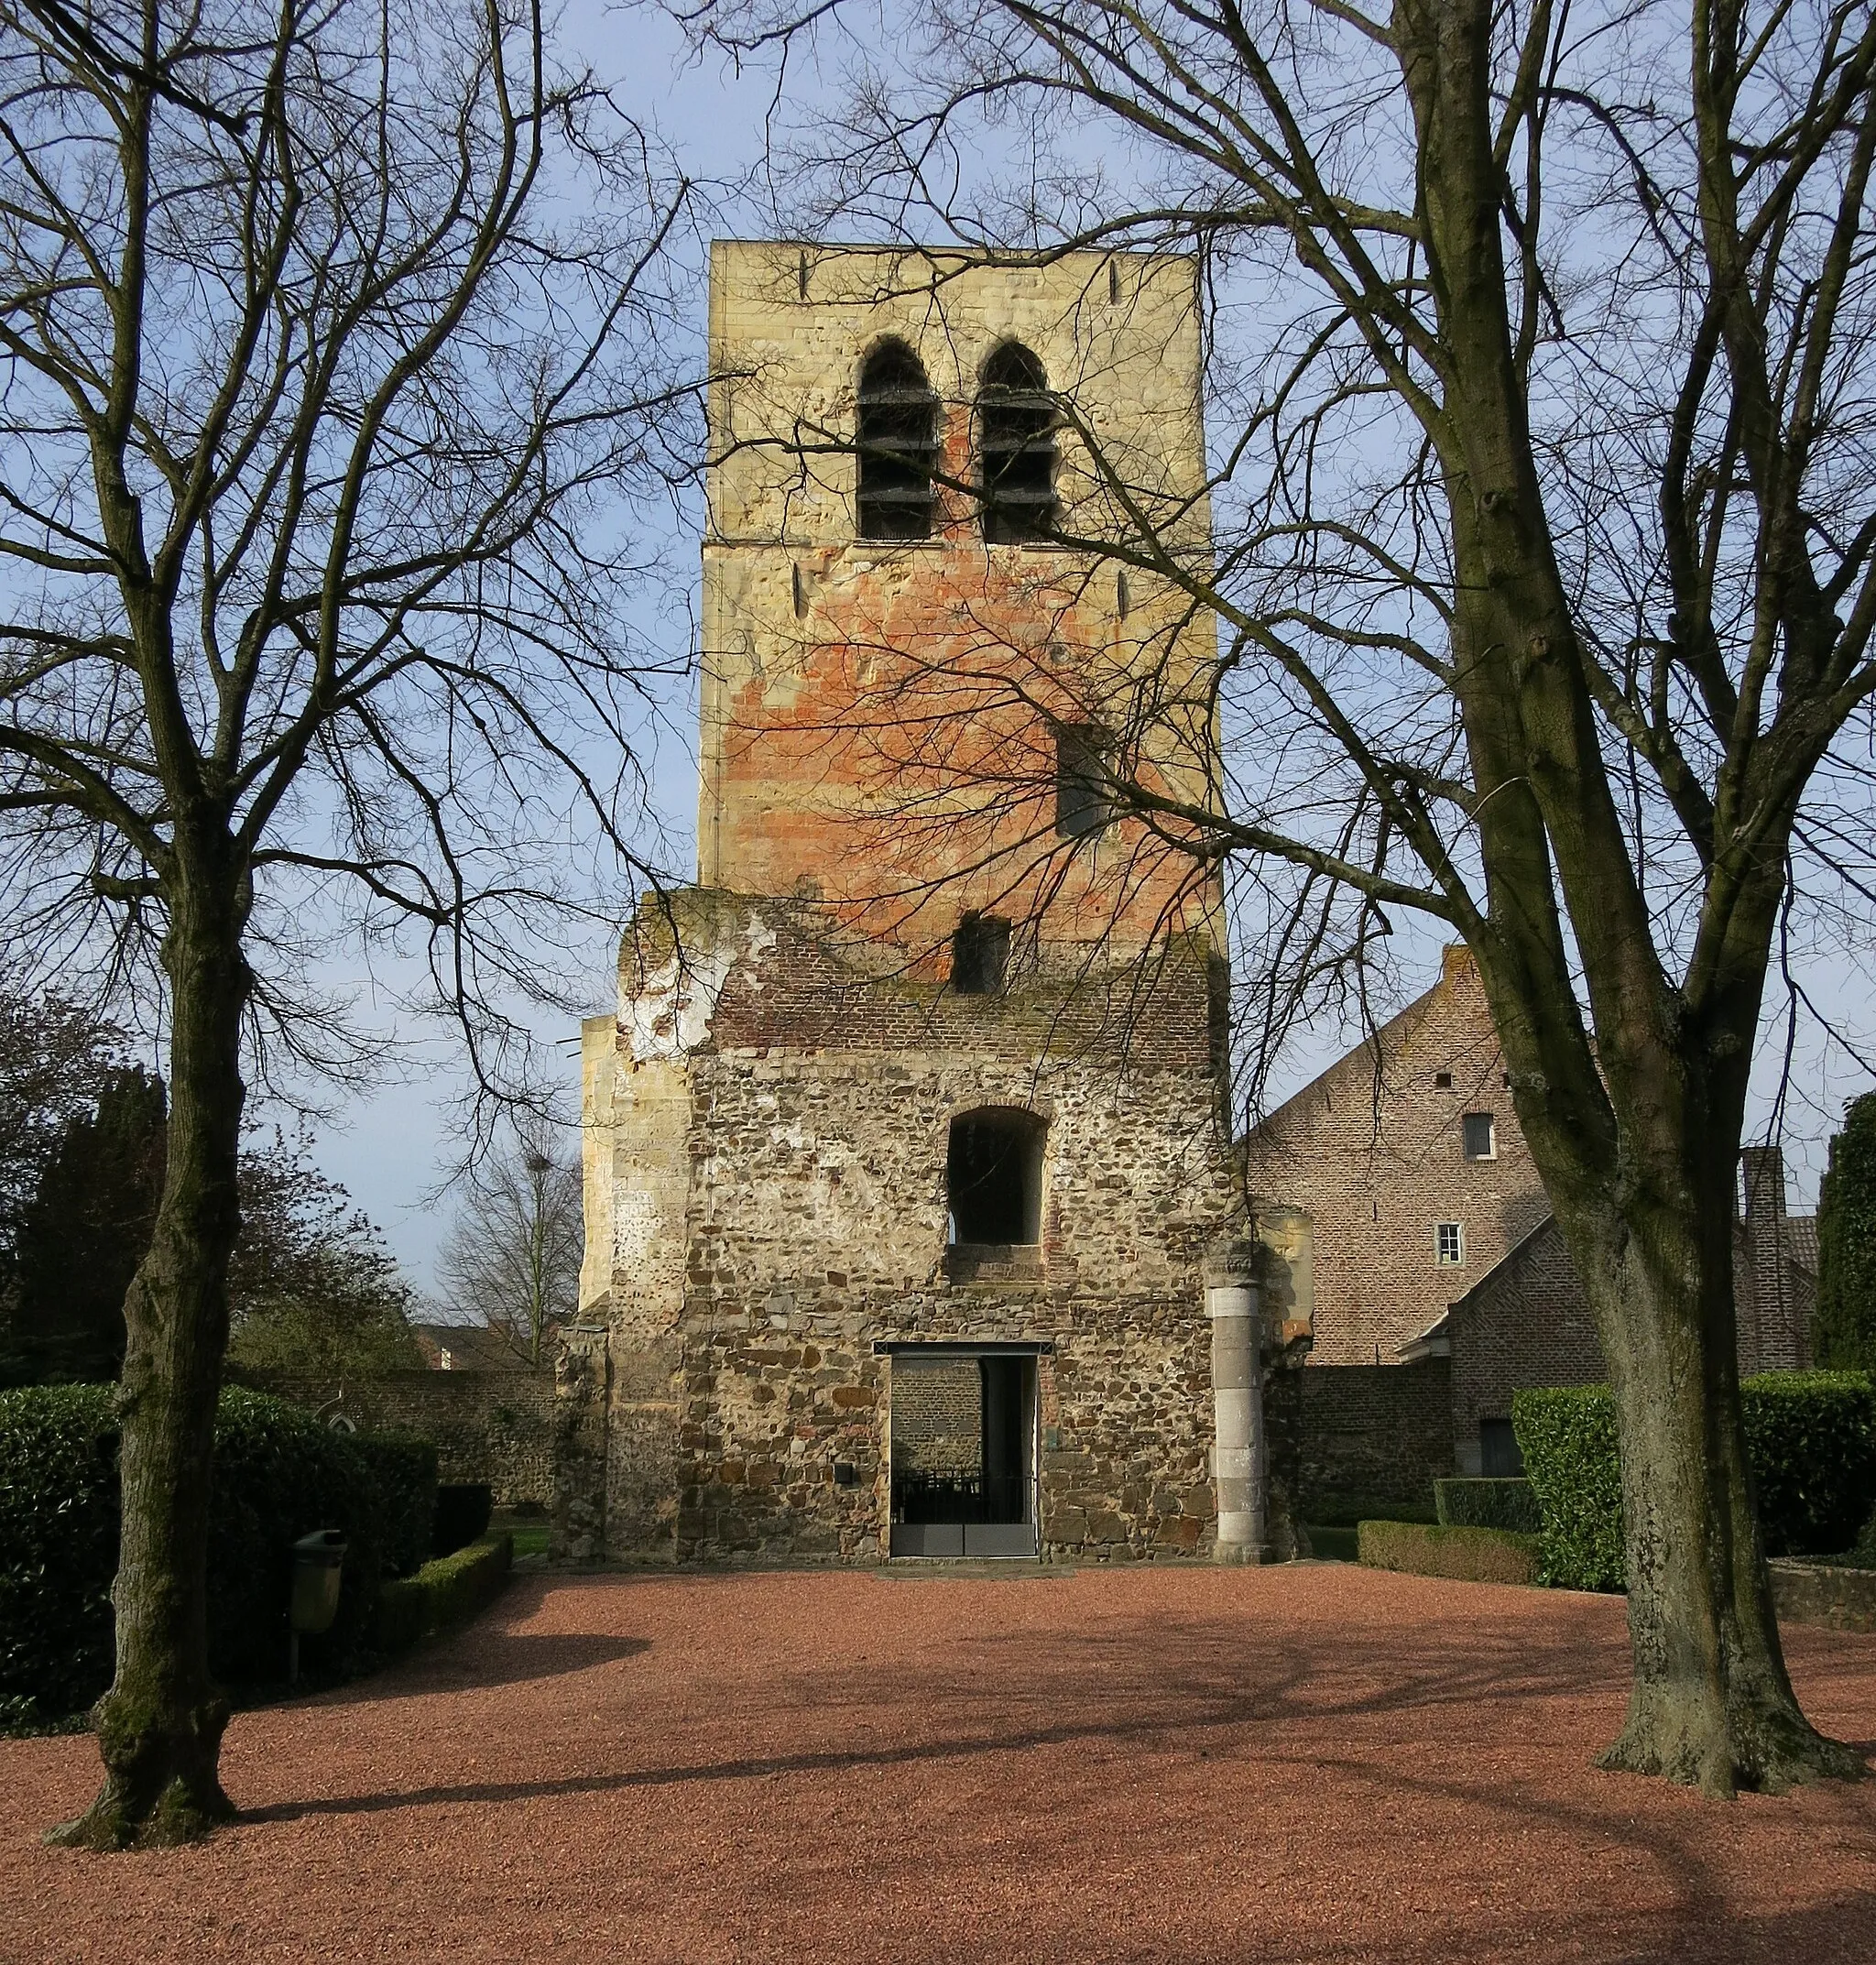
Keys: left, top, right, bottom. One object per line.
{"left": 1462, "top": 1111, "right": 1497, "bottom": 1162}
{"left": 1435, "top": 1221, "right": 1464, "bottom": 1266}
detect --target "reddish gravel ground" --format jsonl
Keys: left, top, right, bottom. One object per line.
{"left": 4, "top": 1563, "right": 1875, "bottom": 1964}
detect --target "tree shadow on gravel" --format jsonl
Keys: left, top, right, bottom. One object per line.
{"left": 245, "top": 1600, "right": 1872, "bottom": 1837}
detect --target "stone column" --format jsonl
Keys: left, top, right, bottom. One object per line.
{"left": 1209, "top": 1277, "right": 1267, "bottom": 1564}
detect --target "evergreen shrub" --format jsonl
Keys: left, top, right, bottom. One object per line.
{"left": 1512, "top": 1387, "right": 1625, "bottom": 1590}
{"left": 1356, "top": 1519, "right": 1539, "bottom": 1585}
{"left": 433, "top": 1482, "right": 493, "bottom": 1556}
{"left": 0, "top": 1386, "right": 118, "bottom": 1722}
{"left": 0, "top": 1383, "right": 418, "bottom": 1722}
{"left": 1514, "top": 1372, "right": 1876, "bottom": 1591}
{"left": 1433, "top": 1477, "right": 1542, "bottom": 1534}
{"left": 1816, "top": 1093, "right": 1876, "bottom": 1370}
{"left": 350, "top": 1431, "right": 438, "bottom": 1577}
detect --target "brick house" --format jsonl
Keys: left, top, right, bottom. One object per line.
{"left": 1243, "top": 944, "right": 1551, "bottom": 1370}
{"left": 1424, "top": 1149, "right": 1817, "bottom": 1474}
{"left": 565, "top": 243, "right": 1280, "bottom": 1566}
{"left": 1247, "top": 946, "right": 1817, "bottom": 1481}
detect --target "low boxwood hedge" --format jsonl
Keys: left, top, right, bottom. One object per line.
{"left": 373, "top": 1532, "right": 513, "bottom": 1654}
{"left": 0, "top": 1382, "right": 442, "bottom": 1724}
{"left": 1356, "top": 1519, "right": 1539, "bottom": 1586}
{"left": 1434, "top": 1478, "right": 1541, "bottom": 1534}
{"left": 1514, "top": 1372, "right": 1876, "bottom": 1591}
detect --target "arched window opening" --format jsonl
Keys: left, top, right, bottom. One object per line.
{"left": 947, "top": 1108, "right": 1046, "bottom": 1246}
{"left": 856, "top": 341, "right": 938, "bottom": 540}
{"left": 978, "top": 343, "right": 1057, "bottom": 542}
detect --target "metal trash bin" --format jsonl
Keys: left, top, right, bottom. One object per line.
{"left": 289, "top": 1528, "right": 347, "bottom": 1683}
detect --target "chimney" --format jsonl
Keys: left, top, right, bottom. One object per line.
{"left": 1740, "top": 1144, "right": 1788, "bottom": 1228}
{"left": 1441, "top": 944, "right": 1475, "bottom": 987}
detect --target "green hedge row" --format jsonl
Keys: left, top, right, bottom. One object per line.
{"left": 373, "top": 1533, "right": 513, "bottom": 1654}
{"left": 1513, "top": 1372, "right": 1876, "bottom": 1591}
{"left": 351, "top": 1432, "right": 439, "bottom": 1577}
{"left": 1357, "top": 1519, "right": 1539, "bottom": 1586}
{"left": 0, "top": 1383, "right": 441, "bottom": 1725}
{"left": 1434, "top": 1478, "right": 1542, "bottom": 1534}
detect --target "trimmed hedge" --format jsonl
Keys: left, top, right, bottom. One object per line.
{"left": 433, "top": 1482, "right": 492, "bottom": 1557}
{"left": 1434, "top": 1478, "right": 1541, "bottom": 1534}
{"left": 0, "top": 1385, "right": 118, "bottom": 1722}
{"left": 374, "top": 1532, "right": 513, "bottom": 1654}
{"left": 1514, "top": 1373, "right": 1876, "bottom": 1591}
{"left": 0, "top": 1382, "right": 423, "bottom": 1723}
{"left": 1301, "top": 1490, "right": 1439, "bottom": 1530}
{"left": 1741, "top": 1372, "right": 1876, "bottom": 1555}
{"left": 1512, "top": 1386, "right": 1625, "bottom": 1590}
{"left": 1357, "top": 1519, "right": 1539, "bottom": 1586}
{"left": 351, "top": 1432, "right": 438, "bottom": 1577}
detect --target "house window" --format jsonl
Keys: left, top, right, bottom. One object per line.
{"left": 978, "top": 343, "right": 1056, "bottom": 541}
{"left": 1054, "top": 724, "right": 1109, "bottom": 839}
{"left": 952, "top": 912, "right": 1011, "bottom": 996}
{"left": 856, "top": 340, "right": 938, "bottom": 540}
{"left": 1462, "top": 1112, "right": 1497, "bottom": 1161}
{"left": 1435, "top": 1221, "right": 1464, "bottom": 1266}
{"left": 1434, "top": 1070, "right": 1454, "bottom": 1090}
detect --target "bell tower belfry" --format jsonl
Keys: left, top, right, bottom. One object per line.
{"left": 567, "top": 244, "right": 1280, "bottom": 1571}
{"left": 698, "top": 241, "right": 1221, "bottom": 964}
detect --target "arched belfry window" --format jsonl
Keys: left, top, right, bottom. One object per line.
{"left": 977, "top": 343, "right": 1057, "bottom": 542}
{"left": 856, "top": 341, "right": 939, "bottom": 540}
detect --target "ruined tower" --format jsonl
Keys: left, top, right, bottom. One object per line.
{"left": 567, "top": 243, "right": 1267, "bottom": 1564}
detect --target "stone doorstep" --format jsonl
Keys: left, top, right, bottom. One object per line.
{"left": 1770, "top": 1557, "right": 1876, "bottom": 1632}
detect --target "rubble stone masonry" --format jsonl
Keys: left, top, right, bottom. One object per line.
{"left": 574, "top": 894, "right": 1275, "bottom": 1564}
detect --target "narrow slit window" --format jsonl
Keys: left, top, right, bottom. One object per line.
{"left": 1435, "top": 1221, "right": 1464, "bottom": 1266}
{"left": 978, "top": 343, "right": 1056, "bottom": 542}
{"left": 856, "top": 341, "right": 938, "bottom": 540}
{"left": 1462, "top": 1112, "right": 1496, "bottom": 1162}
{"left": 1054, "top": 724, "right": 1110, "bottom": 840}
{"left": 952, "top": 913, "right": 1011, "bottom": 996}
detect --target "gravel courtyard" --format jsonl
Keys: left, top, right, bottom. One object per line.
{"left": 4, "top": 1563, "right": 1873, "bottom": 1963}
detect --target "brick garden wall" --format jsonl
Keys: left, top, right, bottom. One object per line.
{"left": 1296, "top": 1360, "right": 1455, "bottom": 1507}
{"left": 247, "top": 1370, "right": 555, "bottom": 1508}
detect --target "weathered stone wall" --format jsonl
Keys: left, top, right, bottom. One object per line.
{"left": 699, "top": 243, "right": 1217, "bottom": 960}
{"left": 1244, "top": 946, "right": 1550, "bottom": 1368}
{"left": 578, "top": 894, "right": 1270, "bottom": 1566}
{"left": 247, "top": 1370, "right": 555, "bottom": 1507}
{"left": 1295, "top": 1360, "right": 1455, "bottom": 1507}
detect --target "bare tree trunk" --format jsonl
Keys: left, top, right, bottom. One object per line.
{"left": 49, "top": 870, "right": 250, "bottom": 1849}
{"left": 1532, "top": 1084, "right": 1863, "bottom": 1795}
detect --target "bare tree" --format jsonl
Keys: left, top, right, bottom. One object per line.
{"left": 438, "top": 1121, "right": 582, "bottom": 1366}
{"left": 699, "top": 0, "right": 1876, "bottom": 1793}
{"left": 0, "top": 0, "right": 693, "bottom": 1844}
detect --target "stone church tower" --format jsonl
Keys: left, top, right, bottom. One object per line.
{"left": 563, "top": 243, "right": 1270, "bottom": 1564}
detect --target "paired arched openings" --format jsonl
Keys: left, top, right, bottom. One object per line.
{"left": 853, "top": 338, "right": 1059, "bottom": 542}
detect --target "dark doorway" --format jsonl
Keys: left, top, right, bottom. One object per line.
{"left": 889, "top": 1349, "right": 1039, "bottom": 1557}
